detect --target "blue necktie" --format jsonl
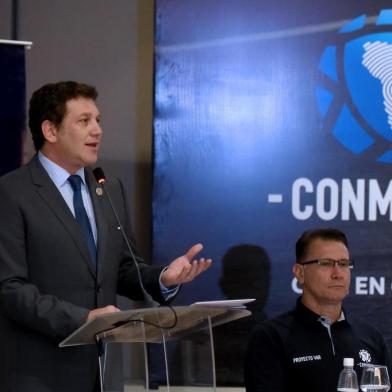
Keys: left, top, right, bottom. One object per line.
{"left": 68, "top": 175, "right": 97, "bottom": 267}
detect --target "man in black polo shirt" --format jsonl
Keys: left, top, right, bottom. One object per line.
{"left": 244, "top": 228, "right": 392, "bottom": 392}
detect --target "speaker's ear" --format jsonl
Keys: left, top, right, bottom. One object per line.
{"left": 41, "top": 120, "right": 58, "bottom": 144}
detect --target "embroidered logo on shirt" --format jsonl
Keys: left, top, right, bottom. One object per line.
{"left": 359, "top": 349, "right": 372, "bottom": 363}
{"left": 293, "top": 355, "right": 322, "bottom": 363}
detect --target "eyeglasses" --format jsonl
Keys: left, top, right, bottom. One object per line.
{"left": 297, "top": 258, "right": 354, "bottom": 269}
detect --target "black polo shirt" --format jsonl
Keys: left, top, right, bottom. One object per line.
{"left": 244, "top": 298, "right": 392, "bottom": 392}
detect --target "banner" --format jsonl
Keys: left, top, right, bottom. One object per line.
{"left": 153, "top": 1, "right": 392, "bottom": 384}
{"left": 0, "top": 44, "right": 26, "bottom": 175}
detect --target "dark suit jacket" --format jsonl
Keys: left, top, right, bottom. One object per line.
{"left": 0, "top": 156, "right": 165, "bottom": 392}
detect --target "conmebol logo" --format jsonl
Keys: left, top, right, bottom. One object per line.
{"left": 316, "top": 9, "right": 392, "bottom": 163}
{"left": 363, "top": 41, "right": 392, "bottom": 129}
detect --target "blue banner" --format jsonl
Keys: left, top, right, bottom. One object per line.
{"left": 153, "top": 1, "right": 392, "bottom": 384}
{"left": 0, "top": 44, "right": 26, "bottom": 175}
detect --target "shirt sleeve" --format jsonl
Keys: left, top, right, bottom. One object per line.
{"left": 159, "top": 268, "right": 180, "bottom": 300}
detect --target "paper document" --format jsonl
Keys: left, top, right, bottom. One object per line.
{"left": 191, "top": 299, "right": 255, "bottom": 308}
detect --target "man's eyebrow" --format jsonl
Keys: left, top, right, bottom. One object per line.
{"left": 78, "top": 111, "right": 100, "bottom": 117}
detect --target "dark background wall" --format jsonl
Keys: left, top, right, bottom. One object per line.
{"left": 0, "top": 0, "right": 155, "bottom": 262}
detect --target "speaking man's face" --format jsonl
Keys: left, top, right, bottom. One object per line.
{"left": 43, "top": 97, "right": 102, "bottom": 173}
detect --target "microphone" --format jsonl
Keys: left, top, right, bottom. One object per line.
{"left": 92, "top": 167, "right": 159, "bottom": 307}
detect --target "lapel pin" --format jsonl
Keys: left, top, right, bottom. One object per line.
{"left": 95, "top": 187, "right": 103, "bottom": 196}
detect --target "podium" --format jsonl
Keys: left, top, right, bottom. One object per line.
{"left": 60, "top": 301, "right": 252, "bottom": 392}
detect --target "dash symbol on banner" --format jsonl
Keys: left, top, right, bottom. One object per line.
{"left": 268, "top": 194, "right": 283, "bottom": 203}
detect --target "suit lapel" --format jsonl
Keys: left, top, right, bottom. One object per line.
{"left": 85, "top": 169, "right": 108, "bottom": 283}
{"left": 28, "top": 157, "right": 97, "bottom": 278}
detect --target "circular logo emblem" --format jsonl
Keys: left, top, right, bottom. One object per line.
{"left": 316, "top": 9, "right": 392, "bottom": 163}
{"left": 359, "top": 349, "right": 372, "bottom": 363}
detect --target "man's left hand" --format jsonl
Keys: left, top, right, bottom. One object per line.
{"left": 161, "top": 243, "right": 212, "bottom": 287}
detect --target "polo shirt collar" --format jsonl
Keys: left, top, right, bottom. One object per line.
{"left": 295, "top": 297, "right": 348, "bottom": 325}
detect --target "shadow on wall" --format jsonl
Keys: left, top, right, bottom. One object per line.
{"left": 214, "top": 244, "right": 271, "bottom": 386}
{"left": 147, "top": 244, "right": 271, "bottom": 388}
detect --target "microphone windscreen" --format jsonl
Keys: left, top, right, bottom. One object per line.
{"left": 93, "top": 167, "right": 106, "bottom": 184}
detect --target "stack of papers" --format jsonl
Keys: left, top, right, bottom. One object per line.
{"left": 191, "top": 299, "right": 255, "bottom": 308}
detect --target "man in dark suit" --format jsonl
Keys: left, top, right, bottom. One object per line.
{"left": 0, "top": 81, "right": 211, "bottom": 392}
